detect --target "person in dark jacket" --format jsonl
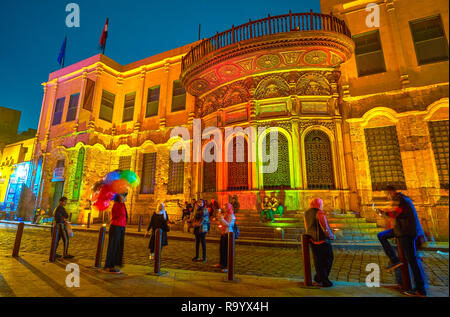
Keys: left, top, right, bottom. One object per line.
{"left": 53, "top": 197, "right": 74, "bottom": 259}
{"left": 192, "top": 199, "right": 209, "bottom": 262}
{"left": 104, "top": 194, "right": 127, "bottom": 273}
{"left": 376, "top": 186, "right": 428, "bottom": 297}
{"left": 145, "top": 202, "right": 170, "bottom": 259}
{"left": 304, "top": 198, "right": 334, "bottom": 287}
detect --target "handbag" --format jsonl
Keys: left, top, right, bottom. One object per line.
{"left": 65, "top": 221, "right": 74, "bottom": 237}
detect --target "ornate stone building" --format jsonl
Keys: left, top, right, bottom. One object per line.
{"left": 32, "top": 2, "right": 448, "bottom": 240}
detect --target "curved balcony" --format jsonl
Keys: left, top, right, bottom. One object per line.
{"left": 181, "top": 11, "right": 354, "bottom": 97}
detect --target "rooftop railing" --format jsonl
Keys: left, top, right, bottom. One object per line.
{"left": 182, "top": 10, "right": 351, "bottom": 72}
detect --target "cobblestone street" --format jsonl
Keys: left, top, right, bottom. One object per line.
{"left": 0, "top": 225, "right": 448, "bottom": 287}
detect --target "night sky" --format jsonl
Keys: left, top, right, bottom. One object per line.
{"left": 0, "top": 0, "right": 321, "bottom": 132}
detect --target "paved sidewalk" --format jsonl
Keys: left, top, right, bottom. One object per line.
{"left": 1, "top": 252, "right": 448, "bottom": 297}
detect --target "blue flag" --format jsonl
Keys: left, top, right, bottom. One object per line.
{"left": 57, "top": 37, "right": 67, "bottom": 67}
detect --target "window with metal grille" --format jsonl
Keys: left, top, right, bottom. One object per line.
{"left": 52, "top": 97, "right": 65, "bottom": 125}
{"left": 83, "top": 78, "right": 95, "bottom": 111}
{"left": 168, "top": 152, "right": 184, "bottom": 194}
{"left": 140, "top": 153, "right": 156, "bottom": 194}
{"left": 305, "top": 130, "right": 335, "bottom": 189}
{"left": 171, "top": 80, "right": 186, "bottom": 112}
{"left": 99, "top": 90, "right": 115, "bottom": 122}
{"left": 119, "top": 155, "right": 131, "bottom": 171}
{"left": 203, "top": 160, "right": 216, "bottom": 192}
{"left": 72, "top": 148, "right": 85, "bottom": 200}
{"left": 353, "top": 30, "right": 386, "bottom": 77}
{"left": 364, "top": 126, "right": 406, "bottom": 191}
{"left": 410, "top": 15, "right": 449, "bottom": 65}
{"left": 428, "top": 120, "right": 449, "bottom": 189}
{"left": 227, "top": 138, "right": 249, "bottom": 191}
{"left": 263, "top": 132, "right": 291, "bottom": 189}
{"left": 146, "top": 86, "right": 160, "bottom": 117}
{"left": 56, "top": 159, "right": 65, "bottom": 168}
{"left": 122, "top": 92, "right": 135, "bottom": 122}
{"left": 66, "top": 93, "right": 80, "bottom": 122}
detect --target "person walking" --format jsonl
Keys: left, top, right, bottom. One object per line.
{"left": 146, "top": 202, "right": 170, "bottom": 260}
{"left": 214, "top": 203, "right": 236, "bottom": 273}
{"left": 104, "top": 194, "right": 127, "bottom": 273}
{"left": 376, "top": 186, "right": 428, "bottom": 297}
{"left": 192, "top": 199, "right": 209, "bottom": 263}
{"left": 304, "top": 198, "right": 334, "bottom": 287}
{"left": 53, "top": 197, "right": 74, "bottom": 259}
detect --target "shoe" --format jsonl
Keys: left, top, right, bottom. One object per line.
{"left": 321, "top": 280, "right": 333, "bottom": 287}
{"left": 404, "top": 290, "right": 427, "bottom": 297}
{"left": 192, "top": 257, "right": 199, "bottom": 262}
{"left": 222, "top": 268, "right": 228, "bottom": 273}
{"left": 201, "top": 258, "right": 207, "bottom": 263}
{"left": 108, "top": 268, "right": 122, "bottom": 274}
{"left": 55, "top": 254, "right": 62, "bottom": 258}
{"left": 63, "top": 254, "right": 74, "bottom": 259}
{"left": 384, "top": 262, "right": 403, "bottom": 271}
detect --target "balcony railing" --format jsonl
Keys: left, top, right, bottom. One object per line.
{"left": 182, "top": 10, "right": 351, "bottom": 72}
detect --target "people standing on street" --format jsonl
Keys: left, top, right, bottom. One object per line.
{"left": 209, "top": 199, "right": 219, "bottom": 220}
{"left": 375, "top": 186, "right": 428, "bottom": 297}
{"left": 146, "top": 202, "right": 170, "bottom": 260}
{"left": 214, "top": 203, "right": 236, "bottom": 273}
{"left": 304, "top": 198, "right": 334, "bottom": 287}
{"left": 104, "top": 194, "right": 127, "bottom": 273}
{"left": 192, "top": 199, "right": 209, "bottom": 263}
{"left": 181, "top": 201, "right": 192, "bottom": 221}
{"left": 53, "top": 197, "right": 74, "bottom": 259}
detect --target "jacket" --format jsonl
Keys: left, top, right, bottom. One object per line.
{"left": 111, "top": 202, "right": 127, "bottom": 227}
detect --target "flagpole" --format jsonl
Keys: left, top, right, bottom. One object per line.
{"left": 62, "top": 36, "right": 66, "bottom": 68}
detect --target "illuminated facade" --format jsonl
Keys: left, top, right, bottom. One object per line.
{"left": 33, "top": 2, "right": 448, "bottom": 239}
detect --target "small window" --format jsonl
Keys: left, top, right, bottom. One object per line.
{"left": 119, "top": 155, "right": 131, "bottom": 171}
{"left": 168, "top": 151, "right": 184, "bottom": 194}
{"left": 146, "top": 86, "right": 160, "bottom": 117}
{"left": 353, "top": 30, "right": 386, "bottom": 77}
{"left": 428, "top": 120, "right": 449, "bottom": 189}
{"left": 52, "top": 97, "right": 65, "bottom": 125}
{"left": 171, "top": 80, "right": 186, "bottom": 112}
{"left": 410, "top": 15, "right": 449, "bottom": 65}
{"left": 99, "top": 90, "right": 115, "bottom": 122}
{"left": 122, "top": 92, "right": 135, "bottom": 122}
{"left": 66, "top": 93, "right": 80, "bottom": 122}
{"left": 140, "top": 153, "right": 157, "bottom": 194}
{"left": 83, "top": 78, "right": 95, "bottom": 111}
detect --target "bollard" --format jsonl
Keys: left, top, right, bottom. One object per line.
{"left": 94, "top": 224, "right": 107, "bottom": 268}
{"left": 49, "top": 224, "right": 59, "bottom": 262}
{"left": 138, "top": 215, "right": 143, "bottom": 232}
{"left": 87, "top": 213, "right": 91, "bottom": 228}
{"left": 227, "top": 232, "right": 235, "bottom": 281}
{"left": 301, "top": 234, "right": 312, "bottom": 286}
{"left": 69, "top": 213, "right": 73, "bottom": 223}
{"left": 396, "top": 238, "right": 412, "bottom": 290}
{"left": 154, "top": 228, "right": 162, "bottom": 274}
{"left": 12, "top": 222, "right": 25, "bottom": 257}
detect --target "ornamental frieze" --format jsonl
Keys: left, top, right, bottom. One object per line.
{"left": 298, "top": 120, "right": 336, "bottom": 133}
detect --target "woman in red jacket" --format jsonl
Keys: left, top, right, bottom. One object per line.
{"left": 104, "top": 194, "right": 127, "bottom": 273}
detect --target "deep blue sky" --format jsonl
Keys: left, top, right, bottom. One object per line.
{"left": 0, "top": 0, "right": 321, "bottom": 132}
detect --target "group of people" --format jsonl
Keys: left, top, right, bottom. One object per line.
{"left": 261, "top": 196, "right": 283, "bottom": 223}
{"left": 51, "top": 185, "right": 429, "bottom": 296}
{"left": 304, "top": 186, "right": 428, "bottom": 297}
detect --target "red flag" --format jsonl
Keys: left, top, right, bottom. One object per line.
{"left": 99, "top": 18, "right": 108, "bottom": 50}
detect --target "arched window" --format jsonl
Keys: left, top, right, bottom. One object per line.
{"left": 262, "top": 132, "right": 291, "bottom": 189}
{"left": 305, "top": 130, "right": 335, "bottom": 189}
{"left": 227, "top": 137, "right": 249, "bottom": 191}
{"left": 203, "top": 160, "right": 216, "bottom": 192}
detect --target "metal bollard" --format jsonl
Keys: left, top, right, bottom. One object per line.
{"left": 49, "top": 224, "right": 59, "bottom": 262}
{"left": 94, "top": 224, "right": 107, "bottom": 268}
{"left": 154, "top": 228, "right": 162, "bottom": 274}
{"left": 87, "top": 213, "right": 91, "bottom": 228}
{"left": 301, "top": 234, "right": 312, "bottom": 286}
{"left": 227, "top": 232, "right": 236, "bottom": 281}
{"left": 12, "top": 222, "right": 25, "bottom": 257}
{"left": 138, "top": 216, "right": 143, "bottom": 232}
{"left": 69, "top": 213, "right": 73, "bottom": 223}
{"left": 396, "top": 238, "right": 412, "bottom": 290}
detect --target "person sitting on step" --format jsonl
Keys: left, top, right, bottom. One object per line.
{"left": 270, "top": 196, "right": 283, "bottom": 219}
{"left": 261, "top": 196, "right": 274, "bottom": 223}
